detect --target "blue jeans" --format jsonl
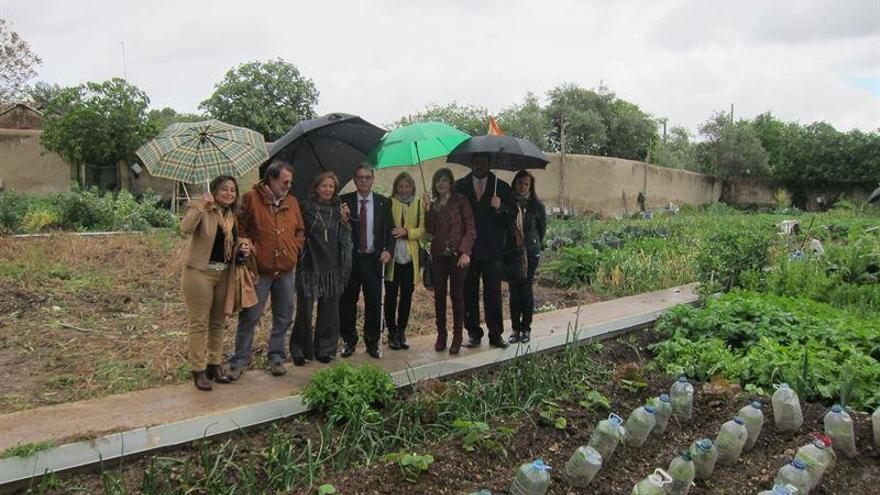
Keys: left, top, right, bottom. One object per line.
{"left": 230, "top": 270, "right": 294, "bottom": 368}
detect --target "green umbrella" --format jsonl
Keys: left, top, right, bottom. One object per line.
{"left": 365, "top": 122, "right": 469, "bottom": 191}
{"left": 136, "top": 119, "right": 268, "bottom": 190}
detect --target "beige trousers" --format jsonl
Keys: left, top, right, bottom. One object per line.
{"left": 181, "top": 266, "right": 229, "bottom": 371}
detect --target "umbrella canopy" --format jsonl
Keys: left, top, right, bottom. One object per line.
{"left": 365, "top": 121, "right": 470, "bottom": 189}
{"left": 869, "top": 185, "right": 880, "bottom": 204}
{"left": 446, "top": 134, "right": 549, "bottom": 171}
{"left": 260, "top": 113, "right": 385, "bottom": 201}
{"left": 136, "top": 120, "right": 267, "bottom": 186}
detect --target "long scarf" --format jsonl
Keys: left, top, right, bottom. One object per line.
{"left": 514, "top": 194, "right": 531, "bottom": 247}
{"left": 217, "top": 206, "right": 236, "bottom": 262}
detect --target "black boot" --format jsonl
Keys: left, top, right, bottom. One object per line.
{"left": 206, "top": 364, "right": 231, "bottom": 384}
{"left": 388, "top": 331, "right": 402, "bottom": 350}
{"left": 508, "top": 329, "right": 521, "bottom": 344}
{"left": 520, "top": 330, "right": 531, "bottom": 343}
{"left": 398, "top": 330, "right": 410, "bottom": 350}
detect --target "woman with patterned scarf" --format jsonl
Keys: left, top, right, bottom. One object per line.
{"left": 180, "top": 175, "right": 255, "bottom": 391}
{"left": 506, "top": 170, "right": 547, "bottom": 344}
{"left": 289, "top": 171, "right": 353, "bottom": 366}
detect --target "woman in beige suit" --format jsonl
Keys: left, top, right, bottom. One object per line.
{"left": 180, "top": 175, "right": 252, "bottom": 391}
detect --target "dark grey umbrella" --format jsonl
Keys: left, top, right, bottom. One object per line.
{"left": 446, "top": 134, "right": 550, "bottom": 171}
{"left": 869, "top": 185, "right": 880, "bottom": 204}
{"left": 260, "top": 113, "right": 385, "bottom": 200}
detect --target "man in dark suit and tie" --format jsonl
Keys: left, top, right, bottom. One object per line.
{"left": 454, "top": 154, "right": 513, "bottom": 349}
{"left": 340, "top": 164, "right": 394, "bottom": 359}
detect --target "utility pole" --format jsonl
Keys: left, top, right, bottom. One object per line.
{"left": 730, "top": 103, "right": 734, "bottom": 123}
{"left": 121, "top": 41, "right": 128, "bottom": 79}
{"left": 559, "top": 113, "right": 566, "bottom": 214}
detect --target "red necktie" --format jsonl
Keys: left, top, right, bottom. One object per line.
{"left": 476, "top": 181, "right": 485, "bottom": 201}
{"left": 359, "top": 199, "right": 368, "bottom": 252}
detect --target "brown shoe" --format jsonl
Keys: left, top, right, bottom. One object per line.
{"left": 269, "top": 361, "right": 287, "bottom": 377}
{"left": 206, "top": 364, "right": 231, "bottom": 384}
{"left": 226, "top": 366, "right": 244, "bottom": 381}
{"left": 192, "top": 371, "right": 213, "bottom": 391}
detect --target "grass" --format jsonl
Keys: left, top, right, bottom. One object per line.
{"left": 0, "top": 441, "right": 57, "bottom": 459}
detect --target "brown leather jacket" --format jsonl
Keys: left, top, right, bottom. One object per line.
{"left": 426, "top": 192, "right": 475, "bottom": 258}
{"left": 238, "top": 184, "right": 305, "bottom": 276}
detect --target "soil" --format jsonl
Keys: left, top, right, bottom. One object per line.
{"left": 0, "top": 233, "right": 598, "bottom": 413}
{"left": 48, "top": 331, "right": 880, "bottom": 495}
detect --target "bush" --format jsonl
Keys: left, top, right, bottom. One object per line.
{"left": 0, "top": 192, "right": 37, "bottom": 234}
{"left": 21, "top": 207, "right": 61, "bottom": 233}
{"left": 547, "top": 246, "right": 600, "bottom": 286}
{"left": 303, "top": 363, "right": 396, "bottom": 425}
{"left": 696, "top": 229, "right": 771, "bottom": 293}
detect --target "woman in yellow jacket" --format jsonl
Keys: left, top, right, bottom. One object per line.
{"left": 384, "top": 171, "right": 426, "bottom": 350}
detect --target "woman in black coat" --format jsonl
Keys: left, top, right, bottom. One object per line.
{"left": 506, "top": 170, "right": 546, "bottom": 344}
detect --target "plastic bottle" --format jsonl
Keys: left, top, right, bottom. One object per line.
{"left": 772, "top": 383, "right": 804, "bottom": 432}
{"left": 689, "top": 438, "right": 718, "bottom": 480}
{"left": 466, "top": 491, "right": 492, "bottom": 495}
{"left": 588, "top": 413, "right": 626, "bottom": 461}
{"left": 873, "top": 407, "right": 880, "bottom": 449}
{"left": 631, "top": 468, "right": 672, "bottom": 495}
{"left": 562, "top": 445, "right": 602, "bottom": 488}
{"left": 651, "top": 394, "right": 673, "bottom": 434}
{"left": 823, "top": 404, "right": 856, "bottom": 458}
{"left": 715, "top": 416, "right": 748, "bottom": 465}
{"left": 624, "top": 405, "right": 657, "bottom": 447}
{"left": 737, "top": 400, "right": 765, "bottom": 451}
{"left": 757, "top": 484, "right": 798, "bottom": 495}
{"left": 773, "top": 459, "right": 810, "bottom": 495}
{"left": 666, "top": 451, "right": 696, "bottom": 495}
{"left": 509, "top": 459, "right": 552, "bottom": 495}
{"left": 670, "top": 376, "right": 695, "bottom": 421}
{"left": 794, "top": 434, "right": 835, "bottom": 492}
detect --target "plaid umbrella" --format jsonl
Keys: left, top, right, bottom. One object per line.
{"left": 136, "top": 120, "right": 268, "bottom": 188}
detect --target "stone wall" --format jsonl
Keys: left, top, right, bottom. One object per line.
{"left": 0, "top": 130, "right": 73, "bottom": 194}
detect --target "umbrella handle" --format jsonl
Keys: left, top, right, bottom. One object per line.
{"left": 414, "top": 142, "right": 428, "bottom": 193}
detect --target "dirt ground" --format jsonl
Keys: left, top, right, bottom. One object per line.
{"left": 49, "top": 331, "right": 880, "bottom": 495}
{"left": 0, "top": 232, "right": 596, "bottom": 413}
{"left": 327, "top": 331, "right": 880, "bottom": 495}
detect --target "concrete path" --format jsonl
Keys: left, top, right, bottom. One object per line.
{"left": 0, "top": 284, "right": 697, "bottom": 452}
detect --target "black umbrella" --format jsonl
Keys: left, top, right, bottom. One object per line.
{"left": 446, "top": 134, "right": 550, "bottom": 171}
{"left": 869, "top": 185, "right": 880, "bottom": 204}
{"left": 260, "top": 113, "right": 385, "bottom": 200}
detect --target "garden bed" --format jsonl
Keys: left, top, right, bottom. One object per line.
{"left": 36, "top": 330, "right": 879, "bottom": 495}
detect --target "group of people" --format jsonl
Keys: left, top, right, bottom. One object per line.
{"left": 179, "top": 156, "right": 546, "bottom": 391}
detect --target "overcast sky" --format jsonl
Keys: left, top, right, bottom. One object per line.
{"left": 3, "top": 0, "right": 878, "bottom": 133}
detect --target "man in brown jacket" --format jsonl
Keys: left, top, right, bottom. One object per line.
{"left": 228, "top": 159, "right": 305, "bottom": 379}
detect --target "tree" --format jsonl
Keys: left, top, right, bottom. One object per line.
{"left": 0, "top": 18, "right": 42, "bottom": 106}
{"left": 650, "top": 126, "right": 700, "bottom": 171}
{"left": 497, "top": 92, "right": 550, "bottom": 150}
{"left": 199, "top": 58, "right": 318, "bottom": 141}
{"left": 390, "top": 101, "right": 488, "bottom": 136}
{"left": 40, "top": 78, "right": 156, "bottom": 185}
{"left": 543, "top": 83, "right": 656, "bottom": 160}
{"left": 147, "top": 107, "right": 206, "bottom": 131}
{"left": 698, "top": 112, "right": 769, "bottom": 179}
{"left": 27, "top": 81, "right": 61, "bottom": 110}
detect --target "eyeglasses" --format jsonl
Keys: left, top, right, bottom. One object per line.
{"left": 355, "top": 175, "right": 374, "bottom": 181}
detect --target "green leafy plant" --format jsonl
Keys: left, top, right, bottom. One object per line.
{"left": 0, "top": 441, "right": 57, "bottom": 459}
{"left": 577, "top": 388, "right": 611, "bottom": 412}
{"left": 384, "top": 451, "right": 434, "bottom": 483}
{"left": 696, "top": 229, "right": 771, "bottom": 294}
{"left": 452, "top": 419, "right": 516, "bottom": 457}
{"left": 537, "top": 399, "right": 568, "bottom": 430}
{"left": 316, "top": 484, "right": 337, "bottom": 494}
{"left": 303, "top": 363, "right": 396, "bottom": 425}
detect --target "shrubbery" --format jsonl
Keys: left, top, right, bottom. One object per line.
{"left": 303, "top": 363, "right": 396, "bottom": 425}
{"left": 0, "top": 186, "right": 175, "bottom": 234}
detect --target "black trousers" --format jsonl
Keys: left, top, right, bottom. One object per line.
{"left": 508, "top": 255, "right": 539, "bottom": 333}
{"left": 341, "top": 252, "right": 383, "bottom": 350}
{"left": 464, "top": 258, "right": 504, "bottom": 341}
{"left": 384, "top": 262, "right": 414, "bottom": 337}
{"left": 290, "top": 291, "right": 340, "bottom": 360}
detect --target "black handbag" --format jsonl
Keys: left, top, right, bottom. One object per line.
{"left": 415, "top": 200, "right": 434, "bottom": 290}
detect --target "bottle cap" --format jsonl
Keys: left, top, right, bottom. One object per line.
{"left": 645, "top": 405, "right": 656, "bottom": 414}
{"left": 733, "top": 416, "right": 745, "bottom": 425}
{"left": 678, "top": 375, "right": 688, "bottom": 383}
{"left": 679, "top": 450, "right": 693, "bottom": 461}
{"left": 792, "top": 459, "right": 806, "bottom": 470}
{"left": 751, "top": 400, "right": 763, "bottom": 409}
{"left": 831, "top": 404, "right": 842, "bottom": 413}
{"left": 696, "top": 438, "right": 713, "bottom": 451}
{"left": 660, "top": 393, "right": 671, "bottom": 402}
{"left": 609, "top": 413, "right": 623, "bottom": 425}
{"left": 532, "top": 458, "right": 552, "bottom": 471}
